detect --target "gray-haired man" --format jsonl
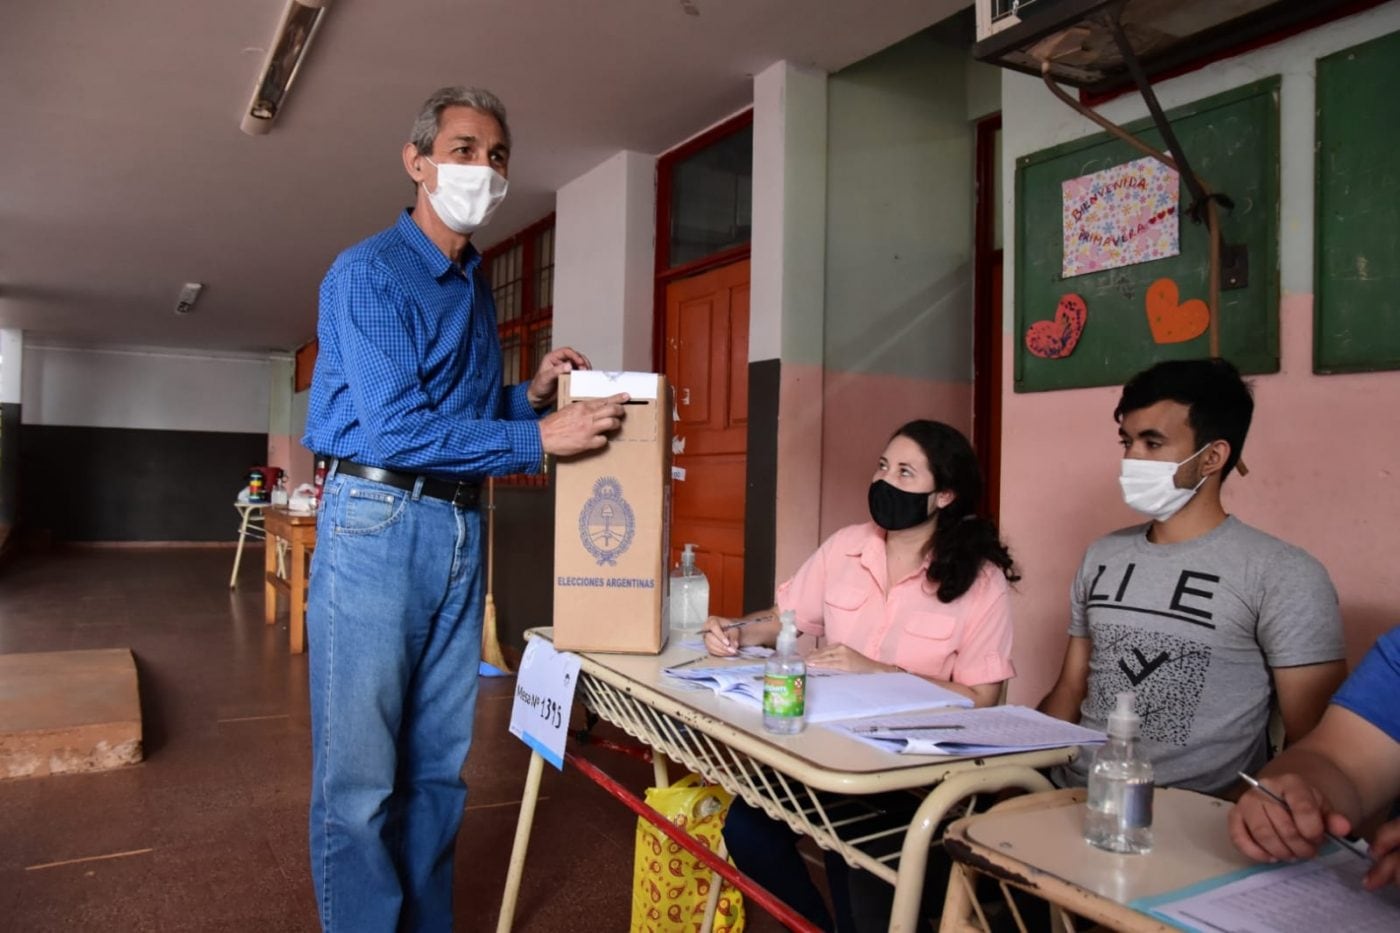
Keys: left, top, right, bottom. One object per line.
{"left": 303, "top": 87, "right": 626, "bottom": 931}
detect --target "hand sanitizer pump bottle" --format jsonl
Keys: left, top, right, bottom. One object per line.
{"left": 1085, "top": 691, "right": 1154, "bottom": 853}
{"left": 762, "top": 611, "right": 806, "bottom": 734}
{"left": 668, "top": 543, "right": 709, "bottom": 635}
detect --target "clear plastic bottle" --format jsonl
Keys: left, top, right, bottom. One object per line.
{"left": 668, "top": 543, "right": 710, "bottom": 635}
{"left": 1084, "top": 691, "right": 1154, "bottom": 854}
{"left": 762, "top": 611, "right": 806, "bottom": 734}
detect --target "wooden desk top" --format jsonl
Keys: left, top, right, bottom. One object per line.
{"left": 263, "top": 507, "right": 318, "bottom": 531}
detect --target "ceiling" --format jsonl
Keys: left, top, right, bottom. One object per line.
{"left": 0, "top": 0, "right": 961, "bottom": 356}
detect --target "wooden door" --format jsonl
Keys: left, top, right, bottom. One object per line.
{"left": 664, "top": 259, "right": 749, "bottom": 618}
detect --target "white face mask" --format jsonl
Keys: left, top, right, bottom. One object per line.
{"left": 423, "top": 159, "right": 508, "bottom": 234}
{"left": 1118, "top": 445, "right": 1210, "bottom": 522}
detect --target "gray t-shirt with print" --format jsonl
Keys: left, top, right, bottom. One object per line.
{"left": 1056, "top": 516, "right": 1344, "bottom": 796}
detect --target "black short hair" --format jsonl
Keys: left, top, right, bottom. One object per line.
{"left": 1114, "top": 358, "right": 1254, "bottom": 480}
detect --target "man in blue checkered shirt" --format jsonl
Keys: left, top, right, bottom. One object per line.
{"left": 302, "top": 86, "right": 627, "bottom": 933}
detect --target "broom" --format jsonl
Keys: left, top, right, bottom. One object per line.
{"left": 481, "top": 477, "right": 513, "bottom": 673}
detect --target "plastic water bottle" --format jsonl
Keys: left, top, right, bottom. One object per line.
{"left": 1085, "top": 691, "right": 1154, "bottom": 854}
{"left": 668, "top": 543, "right": 710, "bottom": 635}
{"left": 763, "top": 611, "right": 805, "bottom": 734}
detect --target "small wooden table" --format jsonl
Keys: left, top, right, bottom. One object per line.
{"left": 263, "top": 507, "right": 317, "bottom": 654}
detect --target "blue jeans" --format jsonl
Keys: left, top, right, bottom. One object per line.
{"left": 307, "top": 472, "right": 485, "bottom": 933}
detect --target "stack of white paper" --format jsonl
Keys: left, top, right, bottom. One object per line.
{"left": 1131, "top": 845, "right": 1400, "bottom": 932}
{"left": 832, "top": 706, "right": 1107, "bottom": 755}
{"left": 663, "top": 665, "right": 973, "bottom": 723}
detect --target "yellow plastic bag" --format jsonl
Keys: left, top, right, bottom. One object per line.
{"left": 630, "top": 773, "right": 746, "bottom": 933}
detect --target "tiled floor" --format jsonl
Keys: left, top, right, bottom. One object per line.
{"left": 0, "top": 547, "right": 793, "bottom": 931}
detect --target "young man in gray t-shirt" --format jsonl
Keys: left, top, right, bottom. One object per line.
{"left": 1040, "top": 359, "right": 1346, "bottom": 798}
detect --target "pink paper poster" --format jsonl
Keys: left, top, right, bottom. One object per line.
{"left": 1061, "top": 156, "right": 1179, "bottom": 278}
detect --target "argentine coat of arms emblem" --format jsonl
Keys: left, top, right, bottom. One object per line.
{"left": 578, "top": 476, "right": 634, "bottom": 566}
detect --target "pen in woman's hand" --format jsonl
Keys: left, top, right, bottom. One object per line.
{"left": 1237, "top": 771, "right": 1371, "bottom": 862}
{"left": 720, "top": 614, "right": 774, "bottom": 632}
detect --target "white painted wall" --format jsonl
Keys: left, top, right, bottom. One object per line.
{"left": 825, "top": 31, "right": 975, "bottom": 383}
{"left": 553, "top": 150, "right": 658, "bottom": 371}
{"left": 0, "top": 329, "right": 22, "bottom": 405}
{"left": 268, "top": 358, "right": 293, "bottom": 437}
{"left": 21, "top": 343, "right": 271, "bottom": 434}
{"left": 750, "top": 61, "right": 829, "bottom": 367}
{"left": 967, "top": 59, "right": 1002, "bottom": 124}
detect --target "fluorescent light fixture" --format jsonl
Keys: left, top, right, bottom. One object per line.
{"left": 240, "top": 0, "right": 331, "bottom": 136}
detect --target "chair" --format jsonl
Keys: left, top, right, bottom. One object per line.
{"left": 230, "top": 502, "right": 267, "bottom": 588}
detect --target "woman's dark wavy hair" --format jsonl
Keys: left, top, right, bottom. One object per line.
{"left": 890, "top": 419, "right": 1019, "bottom": 603}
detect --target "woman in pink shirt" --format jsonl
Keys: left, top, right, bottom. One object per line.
{"left": 703, "top": 419, "right": 1019, "bottom": 931}
{"left": 703, "top": 419, "right": 1018, "bottom": 706}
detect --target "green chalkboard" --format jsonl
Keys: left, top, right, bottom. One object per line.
{"left": 1014, "top": 78, "right": 1280, "bottom": 393}
{"left": 1315, "top": 29, "right": 1400, "bottom": 374}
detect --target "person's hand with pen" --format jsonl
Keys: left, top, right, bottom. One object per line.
{"left": 701, "top": 612, "right": 939, "bottom": 674}
{"left": 1227, "top": 695, "right": 1400, "bottom": 891}
{"left": 700, "top": 610, "right": 781, "bottom": 657}
{"left": 700, "top": 611, "right": 884, "bottom": 671}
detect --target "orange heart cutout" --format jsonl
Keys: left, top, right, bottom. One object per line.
{"left": 1146, "top": 278, "right": 1210, "bottom": 344}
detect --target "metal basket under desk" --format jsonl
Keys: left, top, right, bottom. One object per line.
{"left": 568, "top": 634, "right": 1076, "bottom": 887}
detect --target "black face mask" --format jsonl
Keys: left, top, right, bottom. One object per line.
{"left": 868, "top": 480, "right": 934, "bottom": 531}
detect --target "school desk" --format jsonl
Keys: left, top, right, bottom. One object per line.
{"left": 939, "top": 787, "right": 1255, "bottom": 932}
{"left": 229, "top": 501, "right": 266, "bottom": 589}
{"left": 497, "top": 629, "right": 1078, "bottom": 933}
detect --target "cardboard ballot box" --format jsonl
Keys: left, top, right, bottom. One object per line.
{"left": 552, "top": 372, "right": 673, "bottom": 653}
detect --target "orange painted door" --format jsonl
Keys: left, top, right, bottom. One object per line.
{"left": 664, "top": 259, "right": 749, "bottom": 618}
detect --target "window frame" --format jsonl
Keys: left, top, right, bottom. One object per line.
{"left": 483, "top": 212, "right": 556, "bottom": 487}
{"left": 652, "top": 109, "right": 754, "bottom": 370}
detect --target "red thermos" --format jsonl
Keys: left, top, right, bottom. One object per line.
{"left": 313, "top": 458, "right": 329, "bottom": 505}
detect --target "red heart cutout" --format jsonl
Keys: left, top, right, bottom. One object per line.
{"left": 1025, "top": 293, "right": 1087, "bottom": 360}
{"left": 1145, "top": 278, "right": 1209, "bottom": 344}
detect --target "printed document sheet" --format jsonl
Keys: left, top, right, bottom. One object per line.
{"left": 1131, "top": 845, "right": 1400, "bottom": 932}
{"left": 831, "top": 706, "right": 1106, "bottom": 755}
{"left": 663, "top": 665, "right": 972, "bottom": 722}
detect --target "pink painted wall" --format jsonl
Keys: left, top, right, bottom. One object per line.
{"left": 998, "top": 8, "right": 1400, "bottom": 704}
{"left": 267, "top": 433, "right": 313, "bottom": 493}
{"left": 776, "top": 362, "right": 826, "bottom": 584}
{"left": 1001, "top": 293, "right": 1399, "bottom": 705}
{"left": 820, "top": 370, "right": 973, "bottom": 538}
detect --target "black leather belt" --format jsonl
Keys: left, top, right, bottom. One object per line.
{"left": 332, "top": 460, "right": 481, "bottom": 509}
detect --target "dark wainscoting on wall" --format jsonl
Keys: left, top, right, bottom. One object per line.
{"left": 491, "top": 482, "right": 555, "bottom": 651}
{"left": 18, "top": 424, "right": 267, "bottom": 541}
{"left": 0, "top": 403, "right": 20, "bottom": 549}
{"left": 743, "top": 358, "right": 779, "bottom": 614}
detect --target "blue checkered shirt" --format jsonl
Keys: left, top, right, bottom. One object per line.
{"left": 302, "top": 209, "right": 543, "bottom": 479}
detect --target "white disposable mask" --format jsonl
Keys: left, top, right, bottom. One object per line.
{"left": 423, "top": 159, "right": 508, "bottom": 234}
{"left": 1118, "top": 445, "right": 1210, "bottom": 522}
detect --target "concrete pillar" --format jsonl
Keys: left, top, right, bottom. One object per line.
{"left": 553, "top": 150, "right": 659, "bottom": 371}
{"left": 750, "top": 61, "right": 829, "bottom": 584}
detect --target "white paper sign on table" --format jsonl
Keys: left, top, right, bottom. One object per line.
{"left": 508, "top": 638, "right": 582, "bottom": 770}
